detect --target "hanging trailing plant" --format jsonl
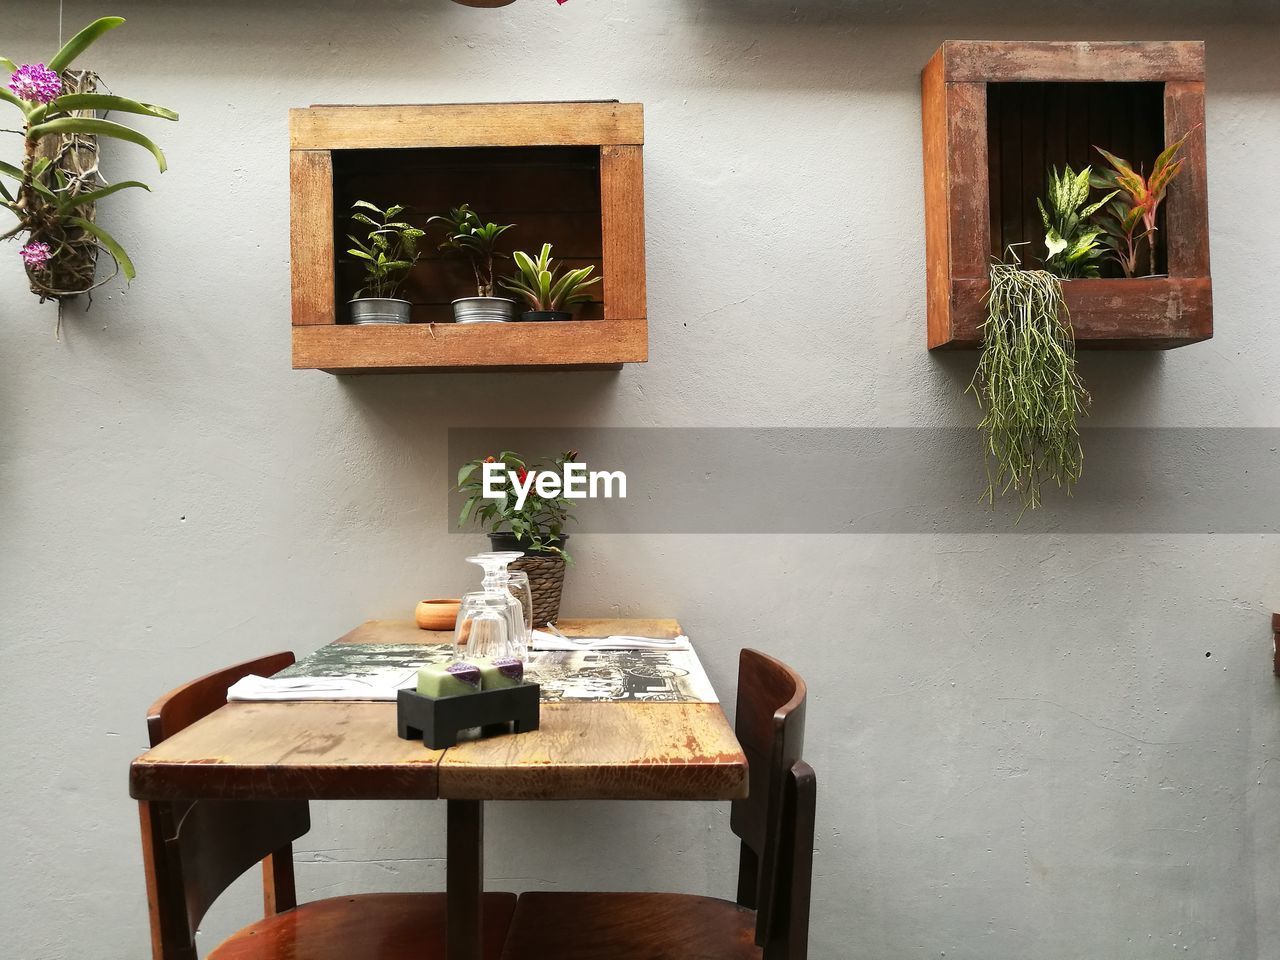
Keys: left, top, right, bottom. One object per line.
{"left": 1, "top": 17, "right": 178, "bottom": 304}
{"left": 969, "top": 252, "right": 1090, "bottom": 512}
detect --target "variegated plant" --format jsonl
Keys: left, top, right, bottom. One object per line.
{"left": 501, "top": 242, "right": 599, "bottom": 313}
{"left": 1, "top": 17, "right": 177, "bottom": 301}
{"left": 1037, "top": 165, "right": 1116, "bottom": 279}
{"left": 1090, "top": 130, "right": 1194, "bottom": 278}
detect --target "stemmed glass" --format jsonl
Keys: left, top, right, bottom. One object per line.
{"left": 452, "top": 554, "right": 527, "bottom": 663}
{"left": 452, "top": 592, "right": 517, "bottom": 662}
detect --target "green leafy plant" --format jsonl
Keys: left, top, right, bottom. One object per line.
{"left": 1090, "top": 130, "right": 1194, "bottom": 278}
{"left": 1037, "top": 165, "right": 1116, "bottom": 279}
{"left": 346, "top": 201, "right": 424, "bottom": 299}
{"left": 501, "top": 242, "right": 600, "bottom": 313}
{"left": 1, "top": 17, "right": 178, "bottom": 301}
{"left": 969, "top": 252, "right": 1090, "bottom": 512}
{"left": 457, "top": 451, "right": 578, "bottom": 560}
{"left": 428, "top": 204, "right": 514, "bottom": 298}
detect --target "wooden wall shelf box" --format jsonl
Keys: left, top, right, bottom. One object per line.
{"left": 921, "top": 41, "right": 1212, "bottom": 350}
{"left": 290, "top": 102, "right": 647, "bottom": 373}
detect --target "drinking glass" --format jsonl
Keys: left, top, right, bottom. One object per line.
{"left": 452, "top": 592, "right": 517, "bottom": 662}
{"left": 505, "top": 570, "right": 533, "bottom": 658}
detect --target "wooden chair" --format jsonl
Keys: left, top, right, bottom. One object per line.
{"left": 137, "top": 652, "right": 517, "bottom": 960}
{"left": 499, "top": 648, "right": 816, "bottom": 960}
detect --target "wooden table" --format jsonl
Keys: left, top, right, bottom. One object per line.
{"left": 129, "top": 618, "right": 748, "bottom": 960}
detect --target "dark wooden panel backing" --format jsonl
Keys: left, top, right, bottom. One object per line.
{"left": 941, "top": 40, "right": 1205, "bottom": 83}
{"left": 209, "top": 892, "right": 518, "bottom": 960}
{"left": 947, "top": 276, "right": 1212, "bottom": 348}
{"left": 146, "top": 652, "right": 296, "bottom": 747}
{"left": 332, "top": 146, "right": 604, "bottom": 315}
{"left": 986, "top": 82, "right": 1166, "bottom": 274}
{"left": 600, "top": 144, "right": 647, "bottom": 321}
{"left": 729, "top": 650, "right": 807, "bottom": 948}
{"left": 291, "top": 151, "right": 336, "bottom": 326}
{"left": 1164, "top": 82, "right": 1210, "bottom": 277}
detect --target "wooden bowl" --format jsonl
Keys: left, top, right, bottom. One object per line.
{"left": 415, "top": 599, "right": 461, "bottom": 631}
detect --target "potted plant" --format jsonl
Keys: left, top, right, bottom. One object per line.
{"left": 501, "top": 242, "right": 600, "bottom": 321}
{"left": 428, "top": 204, "right": 516, "bottom": 323}
{"left": 1090, "top": 132, "right": 1192, "bottom": 278}
{"left": 1, "top": 17, "right": 179, "bottom": 308}
{"left": 457, "top": 450, "right": 578, "bottom": 625}
{"left": 345, "top": 200, "right": 424, "bottom": 324}
{"left": 969, "top": 247, "right": 1089, "bottom": 513}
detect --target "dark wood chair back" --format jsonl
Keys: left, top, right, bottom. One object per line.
{"left": 139, "top": 653, "right": 311, "bottom": 960}
{"left": 768, "top": 760, "right": 817, "bottom": 960}
{"left": 729, "top": 648, "right": 809, "bottom": 957}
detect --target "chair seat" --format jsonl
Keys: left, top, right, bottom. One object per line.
{"left": 500, "top": 892, "right": 761, "bottom": 960}
{"left": 208, "top": 892, "right": 517, "bottom": 960}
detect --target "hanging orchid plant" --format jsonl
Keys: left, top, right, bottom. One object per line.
{"left": 1, "top": 16, "right": 177, "bottom": 302}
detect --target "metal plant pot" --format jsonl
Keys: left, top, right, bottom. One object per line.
{"left": 453, "top": 297, "right": 515, "bottom": 324}
{"left": 349, "top": 298, "right": 412, "bottom": 324}
{"left": 521, "top": 310, "right": 573, "bottom": 322}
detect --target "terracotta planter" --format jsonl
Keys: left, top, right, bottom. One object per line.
{"left": 488, "top": 533, "right": 569, "bottom": 626}
{"left": 415, "top": 598, "right": 461, "bottom": 631}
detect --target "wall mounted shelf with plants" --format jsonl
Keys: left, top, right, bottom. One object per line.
{"left": 289, "top": 101, "right": 646, "bottom": 373}
{"left": 922, "top": 40, "right": 1211, "bottom": 349}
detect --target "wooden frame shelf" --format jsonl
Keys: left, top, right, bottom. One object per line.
{"left": 921, "top": 41, "right": 1212, "bottom": 350}
{"left": 290, "top": 102, "right": 647, "bottom": 373}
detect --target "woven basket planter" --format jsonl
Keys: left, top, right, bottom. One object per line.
{"left": 489, "top": 533, "right": 569, "bottom": 626}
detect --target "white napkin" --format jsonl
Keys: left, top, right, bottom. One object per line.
{"left": 226, "top": 670, "right": 419, "bottom": 702}
{"left": 528, "top": 630, "right": 692, "bottom": 651}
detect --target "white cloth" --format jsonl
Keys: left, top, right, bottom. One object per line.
{"left": 226, "top": 670, "right": 418, "bottom": 702}
{"left": 527, "top": 630, "right": 692, "bottom": 651}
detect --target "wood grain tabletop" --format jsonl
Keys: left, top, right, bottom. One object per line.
{"left": 129, "top": 619, "right": 747, "bottom": 804}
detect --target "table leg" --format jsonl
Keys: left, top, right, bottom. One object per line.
{"left": 447, "top": 799, "right": 484, "bottom": 960}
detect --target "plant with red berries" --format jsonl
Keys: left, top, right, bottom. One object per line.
{"left": 457, "top": 451, "right": 578, "bottom": 558}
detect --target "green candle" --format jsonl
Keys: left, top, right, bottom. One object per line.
{"left": 417, "top": 662, "right": 482, "bottom": 698}
{"left": 478, "top": 657, "right": 524, "bottom": 690}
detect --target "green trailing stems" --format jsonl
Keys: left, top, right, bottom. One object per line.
{"left": 969, "top": 256, "right": 1089, "bottom": 512}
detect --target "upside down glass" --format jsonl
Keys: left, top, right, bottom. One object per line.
{"left": 452, "top": 592, "right": 517, "bottom": 662}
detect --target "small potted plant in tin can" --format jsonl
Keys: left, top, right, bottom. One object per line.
{"left": 428, "top": 204, "right": 517, "bottom": 323}
{"left": 345, "top": 201, "right": 424, "bottom": 324}
{"left": 502, "top": 243, "right": 600, "bottom": 321}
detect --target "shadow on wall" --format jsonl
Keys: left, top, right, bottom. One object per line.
{"left": 337, "top": 369, "right": 625, "bottom": 439}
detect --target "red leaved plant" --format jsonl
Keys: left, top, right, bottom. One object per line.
{"left": 1090, "top": 127, "right": 1197, "bottom": 278}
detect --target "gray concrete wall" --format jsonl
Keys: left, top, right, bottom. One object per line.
{"left": 2, "top": 1, "right": 1278, "bottom": 957}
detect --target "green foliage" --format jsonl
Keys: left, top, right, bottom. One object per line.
{"left": 501, "top": 242, "right": 600, "bottom": 313}
{"left": 456, "top": 450, "right": 579, "bottom": 561}
{"left": 1090, "top": 130, "right": 1193, "bottom": 277}
{"left": 428, "top": 204, "right": 514, "bottom": 298}
{"left": 1, "top": 16, "right": 178, "bottom": 299}
{"left": 346, "top": 200, "right": 424, "bottom": 300}
{"left": 969, "top": 255, "right": 1089, "bottom": 512}
{"left": 1037, "top": 165, "right": 1116, "bottom": 279}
